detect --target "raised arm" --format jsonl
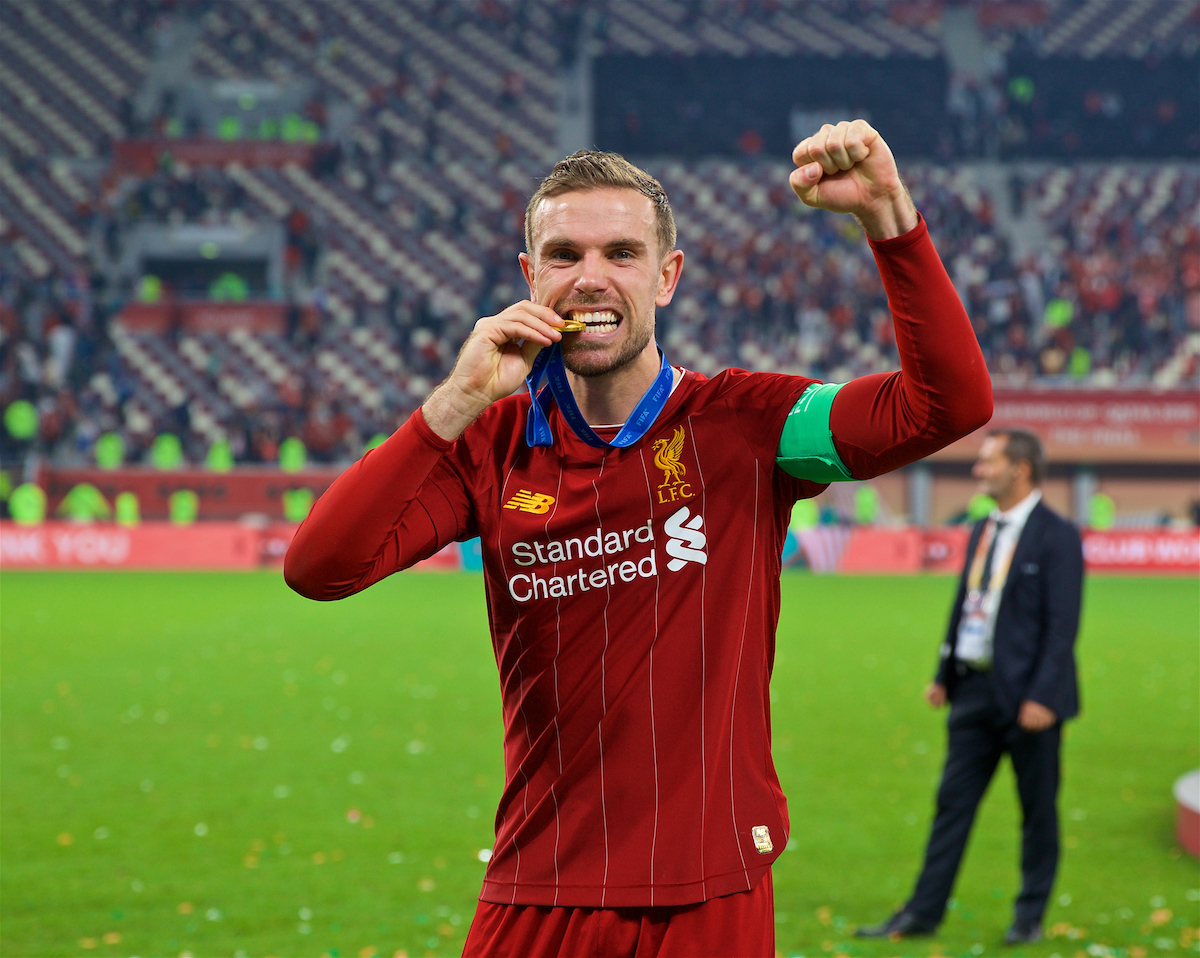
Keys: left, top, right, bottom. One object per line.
{"left": 829, "top": 214, "right": 992, "bottom": 479}
{"left": 781, "top": 121, "right": 992, "bottom": 481}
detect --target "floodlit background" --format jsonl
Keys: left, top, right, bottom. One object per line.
{"left": 0, "top": 1, "right": 1197, "bottom": 956}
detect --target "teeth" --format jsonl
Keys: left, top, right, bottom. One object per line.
{"left": 567, "top": 310, "right": 619, "bottom": 330}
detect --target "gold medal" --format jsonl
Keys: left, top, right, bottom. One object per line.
{"left": 559, "top": 319, "right": 586, "bottom": 332}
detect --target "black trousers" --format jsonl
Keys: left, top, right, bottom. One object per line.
{"left": 905, "top": 669, "right": 1061, "bottom": 927}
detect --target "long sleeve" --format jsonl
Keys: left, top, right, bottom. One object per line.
{"left": 284, "top": 409, "right": 470, "bottom": 601}
{"left": 829, "top": 216, "right": 993, "bottom": 479}
{"left": 1024, "top": 521, "right": 1084, "bottom": 715}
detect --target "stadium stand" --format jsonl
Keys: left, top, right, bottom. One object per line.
{"left": 0, "top": 0, "right": 1197, "bottom": 477}
{"left": 595, "top": 0, "right": 1196, "bottom": 60}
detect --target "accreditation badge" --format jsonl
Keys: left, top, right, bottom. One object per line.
{"left": 957, "top": 590, "right": 990, "bottom": 659}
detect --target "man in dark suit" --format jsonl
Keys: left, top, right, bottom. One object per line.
{"left": 858, "top": 428, "right": 1084, "bottom": 945}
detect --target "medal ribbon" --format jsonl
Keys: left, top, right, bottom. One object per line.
{"left": 525, "top": 343, "right": 673, "bottom": 449}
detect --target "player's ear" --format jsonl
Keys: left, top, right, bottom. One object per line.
{"left": 519, "top": 252, "right": 536, "bottom": 300}
{"left": 655, "top": 249, "right": 684, "bottom": 307}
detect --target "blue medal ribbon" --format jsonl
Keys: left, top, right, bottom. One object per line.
{"left": 525, "top": 343, "right": 673, "bottom": 449}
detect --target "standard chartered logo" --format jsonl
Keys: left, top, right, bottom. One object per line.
{"left": 664, "top": 506, "right": 707, "bottom": 571}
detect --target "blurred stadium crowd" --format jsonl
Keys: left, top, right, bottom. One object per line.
{"left": 0, "top": 0, "right": 1197, "bottom": 470}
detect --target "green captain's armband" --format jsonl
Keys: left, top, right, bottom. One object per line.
{"left": 775, "top": 382, "right": 854, "bottom": 482}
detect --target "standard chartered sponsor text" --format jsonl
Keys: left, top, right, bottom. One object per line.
{"left": 508, "top": 520, "right": 657, "bottom": 603}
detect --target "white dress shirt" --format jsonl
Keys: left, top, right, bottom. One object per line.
{"left": 956, "top": 489, "right": 1043, "bottom": 666}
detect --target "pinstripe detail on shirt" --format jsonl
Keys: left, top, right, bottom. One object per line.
{"left": 685, "top": 415, "right": 709, "bottom": 898}
{"left": 727, "top": 454, "right": 760, "bottom": 889}
{"left": 592, "top": 454, "right": 612, "bottom": 907}
{"left": 546, "top": 467, "right": 566, "bottom": 905}
{"left": 637, "top": 447, "right": 663, "bottom": 905}
{"left": 497, "top": 458, "right": 529, "bottom": 902}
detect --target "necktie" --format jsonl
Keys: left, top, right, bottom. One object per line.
{"left": 978, "top": 518, "right": 1008, "bottom": 593}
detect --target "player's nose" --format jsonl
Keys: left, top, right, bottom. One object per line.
{"left": 572, "top": 250, "right": 611, "bottom": 294}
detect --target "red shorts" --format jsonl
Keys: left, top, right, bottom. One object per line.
{"left": 462, "top": 871, "right": 774, "bottom": 958}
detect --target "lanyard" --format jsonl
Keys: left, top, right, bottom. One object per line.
{"left": 967, "top": 518, "right": 1012, "bottom": 597}
{"left": 525, "top": 343, "right": 673, "bottom": 449}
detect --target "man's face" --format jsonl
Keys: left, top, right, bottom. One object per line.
{"left": 972, "top": 435, "right": 1021, "bottom": 501}
{"left": 520, "top": 188, "right": 683, "bottom": 378}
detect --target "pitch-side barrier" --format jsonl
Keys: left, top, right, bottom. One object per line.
{"left": 1, "top": 522, "right": 1196, "bottom": 575}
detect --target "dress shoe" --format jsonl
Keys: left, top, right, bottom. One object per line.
{"left": 1004, "top": 921, "right": 1042, "bottom": 944}
{"left": 854, "top": 911, "right": 937, "bottom": 938}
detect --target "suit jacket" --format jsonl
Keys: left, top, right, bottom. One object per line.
{"left": 936, "top": 499, "right": 1084, "bottom": 722}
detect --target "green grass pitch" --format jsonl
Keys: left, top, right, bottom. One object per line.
{"left": 2, "top": 571, "right": 1197, "bottom": 958}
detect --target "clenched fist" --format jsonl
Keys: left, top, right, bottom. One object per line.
{"left": 789, "top": 120, "right": 918, "bottom": 240}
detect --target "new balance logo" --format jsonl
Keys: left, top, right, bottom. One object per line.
{"left": 664, "top": 506, "right": 707, "bottom": 571}
{"left": 504, "top": 489, "right": 556, "bottom": 514}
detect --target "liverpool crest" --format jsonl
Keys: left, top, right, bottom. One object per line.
{"left": 652, "top": 426, "right": 694, "bottom": 504}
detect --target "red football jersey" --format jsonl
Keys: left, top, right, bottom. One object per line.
{"left": 285, "top": 219, "right": 993, "bottom": 910}
{"left": 408, "top": 368, "right": 822, "bottom": 907}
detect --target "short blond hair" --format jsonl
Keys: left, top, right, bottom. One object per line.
{"left": 525, "top": 150, "right": 676, "bottom": 259}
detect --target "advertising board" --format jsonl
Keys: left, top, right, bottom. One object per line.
{"left": 931, "top": 389, "right": 1199, "bottom": 463}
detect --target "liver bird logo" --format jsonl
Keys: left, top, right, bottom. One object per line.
{"left": 653, "top": 426, "right": 688, "bottom": 488}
